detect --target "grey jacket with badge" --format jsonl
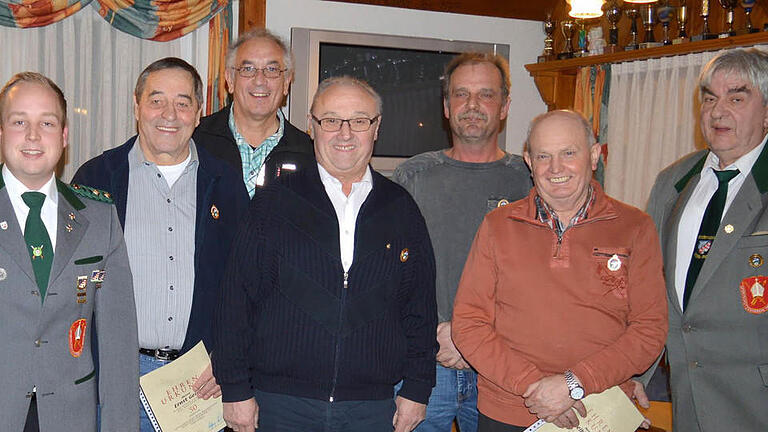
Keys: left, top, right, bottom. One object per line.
{"left": 647, "top": 147, "right": 768, "bottom": 432}
{"left": 0, "top": 177, "right": 139, "bottom": 431}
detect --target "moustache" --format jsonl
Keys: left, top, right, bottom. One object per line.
{"left": 458, "top": 110, "right": 487, "bottom": 121}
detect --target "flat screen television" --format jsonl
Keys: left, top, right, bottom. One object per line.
{"left": 290, "top": 28, "right": 510, "bottom": 174}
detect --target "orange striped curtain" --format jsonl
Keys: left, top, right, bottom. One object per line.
{"left": 574, "top": 64, "right": 610, "bottom": 183}
{"left": 0, "top": 0, "right": 91, "bottom": 28}
{"left": 206, "top": 3, "right": 232, "bottom": 114}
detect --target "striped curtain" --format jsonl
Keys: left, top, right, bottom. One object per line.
{"left": 206, "top": 3, "right": 232, "bottom": 114}
{"left": 574, "top": 64, "right": 611, "bottom": 185}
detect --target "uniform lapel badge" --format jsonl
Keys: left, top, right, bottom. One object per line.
{"left": 749, "top": 254, "right": 764, "bottom": 268}
{"left": 497, "top": 199, "right": 510, "bottom": 208}
{"left": 400, "top": 248, "right": 409, "bottom": 262}
{"left": 739, "top": 276, "right": 768, "bottom": 314}
{"left": 0, "top": 221, "right": 7, "bottom": 230}
{"left": 90, "top": 270, "right": 105, "bottom": 289}
{"left": 386, "top": 243, "right": 391, "bottom": 250}
{"left": 69, "top": 319, "right": 87, "bottom": 357}
{"left": 30, "top": 245, "right": 44, "bottom": 260}
{"left": 724, "top": 224, "right": 735, "bottom": 234}
{"left": 694, "top": 238, "right": 712, "bottom": 259}
{"left": 65, "top": 224, "right": 73, "bottom": 233}
{"left": 210, "top": 204, "right": 220, "bottom": 220}
{"left": 607, "top": 254, "right": 622, "bottom": 272}
{"left": 77, "top": 275, "right": 88, "bottom": 291}
{"left": 0, "top": 268, "right": 6, "bottom": 281}
{"left": 68, "top": 212, "right": 76, "bottom": 221}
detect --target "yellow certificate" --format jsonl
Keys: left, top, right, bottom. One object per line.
{"left": 526, "top": 386, "right": 645, "bottom": 432}
{"left": 139, "top": 342, "right": 226, "bottom": 432}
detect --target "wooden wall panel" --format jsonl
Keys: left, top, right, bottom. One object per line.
{"left": 239, "top": 0, "right": 266, "bottom": 32}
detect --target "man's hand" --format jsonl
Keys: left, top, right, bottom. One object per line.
{"left": 193, "top": 364, "right": 222, "bottom": 400}
{"left": 436, "top": 321, "right": 470, "bottom": 369}
{"left": 632, "top": 380, "right": 652, "bottom": 429}
{"left": 550, "top": 400, "right": 587, "bottom": 429}
{"left": 522, "top": 374, "right": 574, "bottom": 421}
{"left": 223, "top": 399, "right": 259, "bottom": 431}
{"left": 392, "top": 396, "right": 426, "bottom": 432}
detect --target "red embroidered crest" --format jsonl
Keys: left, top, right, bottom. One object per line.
{"left": 69, "top": 319, "right": 87, "bottom": 358}
{"left": 739, "top": 276, "right": 768, "bottom": 315}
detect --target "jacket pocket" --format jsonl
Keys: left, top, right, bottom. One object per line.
{"left": 592, "top": 247, "right": 631, "bottom": 298}
{"left": 75, "top": 368, "right": 96, "bottom": 385}
{"left": 759, "top": 364, "right": 768, "bottom": 387}
{"left": 74, "top": 256, "right": 103, "bottom": 265}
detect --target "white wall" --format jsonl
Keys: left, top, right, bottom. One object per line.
{"left": 266, "top": 0, "right": 546, "bottom": 155}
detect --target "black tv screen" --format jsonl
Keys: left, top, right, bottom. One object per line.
{"left": 319, "top": 43, "right": 456, "bottom": 158}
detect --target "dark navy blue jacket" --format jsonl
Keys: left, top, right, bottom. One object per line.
{"left": 214, "top": 163, "right": 437, "bottom": 405}
{"left": 72, "top": 136, "right": 249, "bottom": 354}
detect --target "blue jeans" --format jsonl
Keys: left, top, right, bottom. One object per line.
{"left": 139, "top": 354, "right": 169, "bottom": 432}
{"left": 396, "top": 364, "right": 478, "bottom": 432}
{"left": 254, "top": 388, "right": 395, "bottom": 432}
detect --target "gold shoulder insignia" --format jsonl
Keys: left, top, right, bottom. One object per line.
{"left": 67, "top": 183, "right": 114, "bottom": 204}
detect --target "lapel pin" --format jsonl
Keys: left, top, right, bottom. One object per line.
{"left": 497, "top": 199, "right": 510, "bottom": 208}
{"left": 749, "top": 254, "right": 764, "bottom": 268}
{"left": 0, "top": 268, "right": 6, "bottom": 281}
{"left": 0, "top": 221, "right": 7, "bottom": 230}
{"left": 31, "top": 245, "right": 44, "bottom": 260}
{"left": 724, "top": 224, "right": 735, "bottom": 234}
{"left": 65, "top": 224, "right": 73, "bottom": 233}
{"left": 210, "top": 204, "right": 220, "bottom": 220}
{"left": 386, "top": 243, "right": 391, "bottom": 249}
{"left": 68, "top": 212, "right": 76, "bottom": 221}
{"left": 607, "top": 254, "right": 622, "bottom": 271}
{"left": 400, "top": 248, "right": 409, "bottom": 262}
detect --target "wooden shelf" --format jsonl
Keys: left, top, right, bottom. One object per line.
{"left": 525, "top": 31, "right": 768, "bottom": 110}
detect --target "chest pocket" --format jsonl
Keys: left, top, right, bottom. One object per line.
{"left": 592, "top": 247, "right": 631, "bottom": 298}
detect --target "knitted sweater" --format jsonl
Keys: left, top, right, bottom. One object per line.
{"left": 214, "top": 164, "right": 437, "bottom": 404}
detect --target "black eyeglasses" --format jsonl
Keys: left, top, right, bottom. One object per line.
{"left": 311, "top": 115, "right": 380, "bottom": 132}
{"left": 231, "top": 65, "right": 287, "bottom": 79}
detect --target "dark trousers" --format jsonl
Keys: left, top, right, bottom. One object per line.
{"left": 477, "top": 412, "right": 527, "bottom": 432}
{"left": 253, "top": 389, "right": 395, "bottom": 432}
{"left": 24, "top": 396, "right": 39, "bottom": 432}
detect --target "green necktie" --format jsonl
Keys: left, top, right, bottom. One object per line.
{"left": 22, "top": 192, "right": 53, "bottom": 300}
{"left": 683, "top": 169, "right": 739, "bottom": 309}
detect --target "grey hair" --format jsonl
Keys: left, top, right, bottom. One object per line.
{"left": 699, "top": 48, "right": 768, "bottom": 105}
{"left": 443, "top": 52, "right": 511, "bottom": 101}
{"left": 525, "top": 110, "right": 596, "bottom": 152}
{"left": 134, "top": 57, "right": 203, "bottom": 108}
{"left": 226, "top": 28, "right": 294, "bottom": 75}
{"left": 310, "top": 76, "right": 383, "bottom": 116}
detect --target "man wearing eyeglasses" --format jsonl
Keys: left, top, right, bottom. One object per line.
{"left": 193, "top": 28, "right": 314, "bottom": 199}
{"left": 214, "top": 76, "right": 437, "bottom": 432}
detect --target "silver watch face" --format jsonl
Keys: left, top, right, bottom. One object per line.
{"left": 570, "top": 386, "right": 585, "bottom": 400}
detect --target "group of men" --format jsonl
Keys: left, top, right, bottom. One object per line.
{"left": 0, "top": 24, "right": 765, "bottom": 432}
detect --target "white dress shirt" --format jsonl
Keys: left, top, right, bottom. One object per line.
{"left": 675, "top": 137, "right": 767, "bottom": 309}
{"left": 318, "top": 163, "right": 373, "bottom": 272}
{"left": 2, "top": 165, "right": 58, "bottom": 248}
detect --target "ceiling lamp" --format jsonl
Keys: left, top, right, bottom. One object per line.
{"left": 568, "top": 0, "right": 605, "bottom": 18}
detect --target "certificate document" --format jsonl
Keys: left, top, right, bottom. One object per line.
{"left": 524, "top": 386, "right": 645, "bottom": 432}
{"left": 139, "top": 341, "right": 226, "bottom": 432}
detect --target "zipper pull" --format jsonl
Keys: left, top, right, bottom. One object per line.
{"left": 343, "top": 272, "right": 349, "bottom": 289}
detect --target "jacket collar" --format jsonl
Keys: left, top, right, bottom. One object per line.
{"left": 507, "top": 179, "right": 617, "bottom": 224}
{"left": 674, "top": 143, "right": 768, "bottom": 194}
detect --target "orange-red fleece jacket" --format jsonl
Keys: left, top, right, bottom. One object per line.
{"left": 452, "top": 181, "right": 668, "bottom": 426}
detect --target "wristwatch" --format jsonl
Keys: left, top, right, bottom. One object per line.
{"left": 564, "top": 370, "right": 585, "bottom": 400}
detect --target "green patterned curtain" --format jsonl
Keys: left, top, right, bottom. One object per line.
{"left": 0, "top": 0, "right": 91, "bottom": 28}
{"left": 93, "top": 0, "right": 228, "bottom": 42}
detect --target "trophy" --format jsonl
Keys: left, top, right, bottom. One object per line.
{"left": 558, "top": 20, "right": 575, "bottom": 59}
{"left": 641, "top": 3, "right": 660, "bottom": 47}
{"left": 625, "top": 8, "right": 640, "bottom": 50}
{"left": 658, "top": 2, "right": 676, "bottom": 45}
{"left": 538, "top": 15, "right": 556, "bottom": 62}
{"left": 675, "top": 1, "right": 689, "bottom": 43}
{"left": 694, "top": 0, "right": 717, "bottom": 40}
{"left": 719, "top": 0, "right": 739, "bottom": 37}
{"left": 741, "top": 0, "right": 758, "bottom": 33}
{"left": 605, "top": 0, "right": 622, "bottom": 53}
{"left": 576, "top": 20, "right": 589, "bottom": 57}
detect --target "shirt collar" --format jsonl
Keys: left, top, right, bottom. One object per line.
{"left": 704, "top": 134, "right": 767, "bottom": 176}
{"left": 129, "top": 137, "right": 199, "bottom": 171}
{"left": 229, "top": 105, "right": 285, "bottom": 149}
{"left": 317, "top": 162, "right": 372, "bottom": 190}
{"left": 2, "top": 165, "right": 58, "bottom": 206}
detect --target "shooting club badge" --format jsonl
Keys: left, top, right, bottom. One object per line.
{"left": 694, "top": 237, "right": 713, "bottom": 259}
{"left": 90, "top": 270, "right": 105, "bottom": 289}
{"left": 76, "top": 276, "right": 88, "bottom": 303}
{"left": 69, "top": 318, "right": 87, "bottom": 358}
{"left": 739, "top": 276, "right": 768, "bottom": 314}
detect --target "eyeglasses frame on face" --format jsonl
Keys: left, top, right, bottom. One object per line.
{"left": 311, "top": 114, "right": 381, "bottom": 132}
{"left": 231, "top": 65, "right": 287, "bottom": 79}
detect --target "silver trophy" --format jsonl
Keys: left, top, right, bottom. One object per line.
{"left": 741, "top": 0, "right": 758, "bottom": 33}
{"left": 696, "top": 0, "right": 717, "bottom": 40}
{"left": 641, "top": 3, "right": 658, "bottom": 44}
{"left": 625, "top": 8, "right": 640, "bottom": 50}
{"left": 559, "top": 20, "right": 575, "bottom": 59}
{"left": 605, "top": 0, "right": 622, "bottom": 49}
{"left": 719, "top": 0, "right": 739, "bottom": 36}
{"left": 539, "top": 15, "right": 556, "bottom": 62}
{"left": 658, "top": 2, "right": 675, "bottom": 45}
{"left": 676, "top": 1, "right": 689, "bottom": 41}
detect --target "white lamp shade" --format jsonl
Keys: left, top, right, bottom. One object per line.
{"left": 568, "top": 0, "right": 605, "bottom": 18}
